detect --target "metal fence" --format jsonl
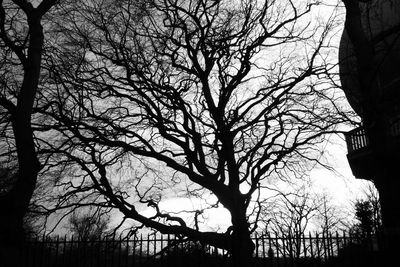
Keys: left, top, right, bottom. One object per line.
{"left": 345, "top": 122, "right": 400, "bottom": 154}
{"left": 21, "top": 231, "right": 381, "bottom": 267}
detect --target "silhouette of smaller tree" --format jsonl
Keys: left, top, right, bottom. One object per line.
{"left": 68, "top": 209, "right": 111, "bottom": 241}
{"left": 353, "top": 199, "right": 382, "bottom": 237}
{"left": 352, "top": 184, "right": 382, "bottom": 236}
{"left": 354, "top": 200, "right": 373, "bottom": 234}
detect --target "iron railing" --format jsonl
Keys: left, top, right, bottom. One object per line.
{"left": 345, "top": 121, "right": 400, "bottom": 154}
{"left": 21, "top": 231, "right": 380, "bottom": 267}
{"left": 345, "top": 127, "right": 369, "bottom": 153}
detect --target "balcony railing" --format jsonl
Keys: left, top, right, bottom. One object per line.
{"left": 345, "top": 127, "right": 369, "bottom": 154}
{"left": 345, "top": 121, "right": 400, "bottom": 154}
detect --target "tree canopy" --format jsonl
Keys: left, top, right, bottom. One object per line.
{"left": 1, "top": 1, "right": 353, "bottom": 266}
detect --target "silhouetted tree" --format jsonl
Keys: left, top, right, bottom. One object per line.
{"left": 262, "top": 185, "right": 321, "bottom": 234}
{"left": 0, "top": 1, "right": 58, "bottom": 265}
{"left": 316, "top": 193, "right": 351, "bottom": 233}
{"left": 354, "top": 200, "right": 374, "bottom": 235}
{"left": 261, "top": 185, "right": 322, "bottom": 259}
{"left": 260, "top": 184, "right": 349, "bottom": 259}
{"left": 3, "top": 1, "right": 351, "bottom": 266}
{"left": 68, "top": 208, "right": 111, "bottom": 241}
{"left": 352, "top": 183, "right": 381, "bottom": 235}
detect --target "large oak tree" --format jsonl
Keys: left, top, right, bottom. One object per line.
{"left": 2, "top": 0, "right": 350, "bottom": 266}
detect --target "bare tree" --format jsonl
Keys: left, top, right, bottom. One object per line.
{"left": 351, "top": 182, "right": 382, "bottom": 235}
{"left": 68, "top": 207, "right": 111, "bottom": 241}
{"left": 262, "top": 185, "right": 321, "bottom": 235}
{"left": 262, "top": 185, "right": 322, "bottom": 259}
{"left": 316, "top": 193, "right": 351, "bottom": 234}
{"left": 259, "top": 183, "right": 350, "bottom": 259}
{"left": 9, "top": 0, "right": 351, "bottom": 266}
{"left": 0, "top": 1, "right": 58, "bottom": 265}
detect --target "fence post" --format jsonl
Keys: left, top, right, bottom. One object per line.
{"left": 167, "top": 234, "right": 171, "bottom": 267}
{"left": 153, "top": 233, "right": 157, "bottom": 263}
{"left": 282, "top": 234, "right": 287, "bottom": 266}
{"left": 39, "top": 234, "right": 45, "bottom": 267}
{"left": 62, "top": 235, "right": 67, "bottom": 267}
{"left": 322, "top": 232, "right": 328, "bottom": 262}
{"left": 160, "top": 234, "right": 164, "bottom": 264}
{"left": 335, "top": 231, "right": 340, "bottom": 258}
{"left": 329, "top": 232, "right": 334, "bottom": 259}
{"left": 267, "top": 232, "right": 273, "bottom": 266}
{"left": 275, "top": 233, "right": 280, "bottom": 267}
{"left": 125, "top": 236, "right": 129, "bottom": 267}
{"left": 309, "top": 232, "right": 314, "bottom": 262}
{"left": 104, "top": 236, "right": 108, "bottom": 267}
{"left": 117, "top": 235, "right": 122, "bottom": 267}
{"left": 261, "top": 234, "right": 265, "bottom": 259}
{"left": 69, "top": 236, "right": 74, "bottom": 267}
{"left": 80, "top": 237, "right": 86, "bottom": 267}
{"left": 133, "top": 236, "right": 137, "bottom": 266}
{"left": 139, "top": 234, "right": 143, "bottom": 266}
{"left": 111, "top": 235, "right": 116, "bottom": 267}
{"left": 342, "top": 231, "right": 347, "bottom": 248}
{"left": 316, "top": 233, "right": 321, "bottom": 262}
{"left": 54, "top": 235, "right": 59, "bottom": 267}
{"left": 146, "top": 233, "right": 150, "bottom": 263}
{"left": 255, "top": 233, "right": 259, "bottom": 260}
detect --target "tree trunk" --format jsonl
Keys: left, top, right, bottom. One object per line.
{"left": 229, "top": 206, "right": 255, "bottom": 267}
{"left": 0, "top": 11, "right": 44, "bottom": 267}
{"left": 0, "top": 186, "right": 32, "bottom": 267}
{"left": 231, "top": 229, "right": 254, "bottom": 267}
